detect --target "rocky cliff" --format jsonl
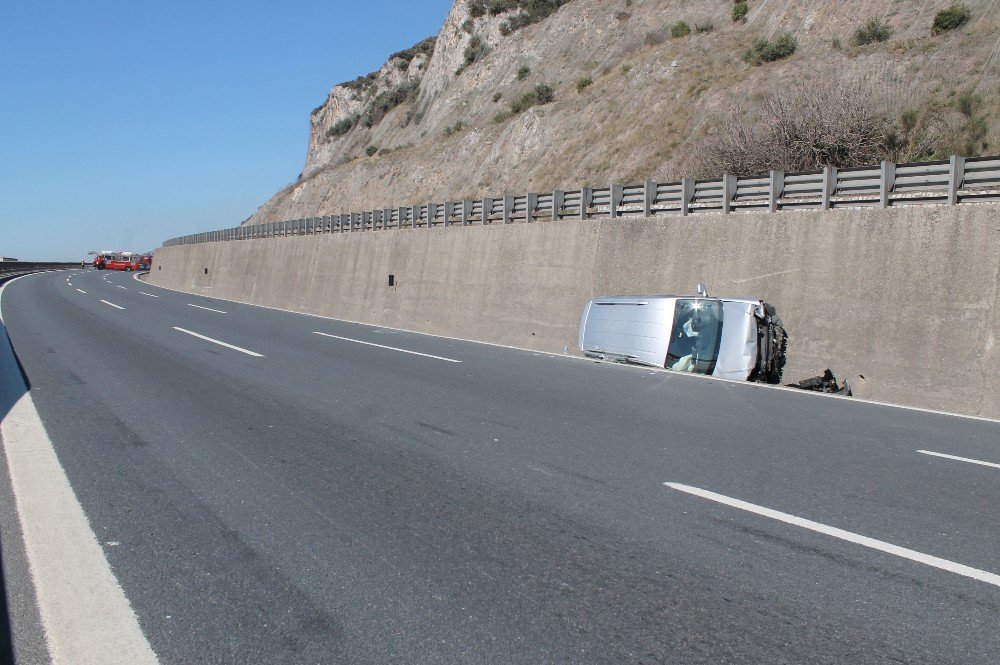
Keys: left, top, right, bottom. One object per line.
{"left": 245, "top": 0, "right": 999, "bottom": 224}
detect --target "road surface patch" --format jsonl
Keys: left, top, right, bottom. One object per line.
{"left": 187, "top": 304, "right": 227, "bottom": 314}
{"left": 917, "top": 450, "right": 1000, "bottom": 470}
{"left": 173, "top": 327, "right": 263, "bottom": 357}
{"left": 313, "top": 332, "right": 462, "bottom": 363}
{"left": 664, "top": 482, "right": 1000, "bottom": 588}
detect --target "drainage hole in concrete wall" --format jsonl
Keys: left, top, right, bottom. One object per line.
{"left": 204, "top": 268, "right": 208, "bottom": 275}
{"left": 388, "top": 274, "right": 395, "bottom": 287}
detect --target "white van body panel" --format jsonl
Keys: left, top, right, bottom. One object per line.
{"left": 715, "top": 300, "right": 760, "bottom": 380}
{"left": 579, "top": 295, "right": 764, "bottom": 381}
{"left": 578, "top": 297, "right": 676, "bottom": 367}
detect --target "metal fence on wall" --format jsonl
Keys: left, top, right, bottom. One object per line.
{"left": 162, "top": 155, "right": 1000, "bottom": 247}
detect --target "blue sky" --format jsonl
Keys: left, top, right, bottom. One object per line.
{"left": 0, "top": 1, "right": 450, "bottom": 261}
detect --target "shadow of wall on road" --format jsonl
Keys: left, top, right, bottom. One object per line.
{"left": 0, "top": 302, "right": 29, "bottom": 665}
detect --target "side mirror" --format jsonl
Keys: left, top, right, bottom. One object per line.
{"left": 696, "top": 283, "right": 708, "bottom": 298}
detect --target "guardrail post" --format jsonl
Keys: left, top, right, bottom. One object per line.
{"left": 580, "top": 187, "right": 593, "bottom": 220}
{"left": 425, "top": 203, "right": 435, "bottom": 229}
{"left": 502, "top": 195, "right": 514, "bottom": 224}
{"left": 680, "top": 178, "right": 695, "bottom": 216}
{"left": 482, "top": 197, "right": 492, "bottom": 224}
{"left": 461, "top": 200, "right": 471, "bottom": 226}
{"left": 722, "top": 175, "right": 737, "bottom": 214}
{"left": 879, "top": 160, "right": 896, "bottom": 208}
{"left": 552, "top": 190, "right": 564, "bottom": 221}
{"left": 443, "top": 202, "right": 454, "bottom": 228}
{"left": 610, "top": 184, "right": 623, "bottom": 218}
{"left": 821, "top": 167, "right": 835, "bottom": 210}
{"left": 768, "top": 170, "right": 784, "bottom": 213}
{"left": 526, "top": 193, "right": 538, "bottom": 222}
{"left": 643, "top": 181, "right": 654, "bottom": 217}
{"left": 948, "top": 155, "right": 965, "bottom": 206}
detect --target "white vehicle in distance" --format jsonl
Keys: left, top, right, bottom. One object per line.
{"left": 578, "top": 284, "right": 786, "bottom": 382}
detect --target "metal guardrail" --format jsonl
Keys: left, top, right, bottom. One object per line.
{"left": 0, "top": 262, "right": 80, "bottom": 285}
{"left": 162, "top": 155, "right": 1000, "bottom": 246}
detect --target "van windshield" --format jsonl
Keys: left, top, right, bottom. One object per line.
{"left": 665, "top": 299, "right": 724, "bottom": 374}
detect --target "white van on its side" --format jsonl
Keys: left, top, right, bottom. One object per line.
{"left": 578, "top": 287, "right": 785, "bottom": 383}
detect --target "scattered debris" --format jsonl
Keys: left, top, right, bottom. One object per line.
{"left": 787, "top": 369, "right": 851, "bottom": 396}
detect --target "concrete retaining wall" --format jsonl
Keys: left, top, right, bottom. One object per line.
{"left": 149, "top": 205, "right": 1000, "bottom": 418}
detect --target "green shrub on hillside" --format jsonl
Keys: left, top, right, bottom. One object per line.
{"left": 671, "top": 21, "right": 691, "bottom": 38}
{"left": 576, "top": 76, "right": 593, "bottom": 92}
{"left": 732, "top": 1, "right": 748, "bottom": 23}
{"left": 932, "top": 3, "right": 971, "bottom": 34}
{"left": 444, "top": 121, "right": 466, "bottom": 136}
{"left": 852, "top": 17, "right": 893, "bottom": 46}
{"left": 510, "top": 83, "right": 555, "bottom": 113}
{"left": 695, "top": 22, "right": 715, "bottom": 34}
{"left": 326, "top": 115, "right": 359, "bottom": 138}
{"left": 365, "top": 145, "right": 378, "bottom": 157}
{"left": 389, "top": 36, "right": 437, "bottom": 69}
{"left": 468, "top": 0, "right": 575, "bottom": 36}
{"left": 361, "top": 81, "right": 420, "bottom": 128}
{"left": 517, "top": 65, "right": 531, "bottom": 80}
{"left": 456, "top": 35, "right": 489, "bottom": 76}
{"left": 743, "top": 33, "right": 797, "bottom": 65}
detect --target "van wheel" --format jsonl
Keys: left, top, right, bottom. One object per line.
{"left": 125, "top": 267, "right": 131, "bottom": 271}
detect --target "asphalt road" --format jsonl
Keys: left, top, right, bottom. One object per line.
{"left": 1, "top": 268, "right": 998, "bottom": 663}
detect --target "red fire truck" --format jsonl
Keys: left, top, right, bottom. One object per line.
{"left": 94, "top": 251, "right": 137, "bottom": 271}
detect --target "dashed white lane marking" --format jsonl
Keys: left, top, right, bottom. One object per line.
{"left": 312, "top": 332, "right": 462, "bottom": 363}
{"left": 116, "top": 286, "right": 127, "bottom": 290}
{"left": 99, "top": 300, "right": 124, "bottom": 310}
{"left": 664, "top": 482, "right": 1000, "bottom": 588}
{"left": 0, "top": 275, "right": 159, "bottom": 663}
{"left": 187, "top": 303, "right": 227, "bottom": 314}
{"left": 139, "top": 293, "right": 159, "bottom": 298}
{"left": 917, "top": 450, "right": 1000, "bottom": 470}
{"left": 75, "top": 289, "right": 86, "bottom": 294}
{"left": 172, "top": 327, "right": 263, "bottom": 357}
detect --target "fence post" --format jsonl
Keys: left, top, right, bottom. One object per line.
{"left": 552, "top": 190, "right": 564, "bottom": 221}
{"left": 768, "top": 170, "right": 784, "bottom": 213}
{"left": 680, "top": 178, "right": 695, "bottom": 216}
{"left": 948, "top": 155, "right": 965, "bottom": 206}
{"left": 722, "top": 175, "right": 737, "bottom": 214}
{"left": 444, "top": 202, "right": 454, "bottom": 227}
{"left": 462, "top": 200, "right": 471, "bottom": 226}
{"left": 879, "top": 160, "right": 896, "bottom": 208}
{"left": 643, "top": 181, "right": 654, "bottom": 217}
{"left": 526, "top": 193, "right": 538, "bottom": 222}
{"left": 610, "top": 184, "right": 623, "bottom": 218}
{"left": 482, "top": 197, "right": 492, "bottom": 224}
{"left": 427, "top": 203, "right": 437, "bottom": 229}
{"left": 821, "top": 167, "right": 835, "bottom": 210}
{"left": 580, "top": 187, "right": 593, "bottom": 220}
{"left": 503, "top": 195, "right": 514, "bottom": 224}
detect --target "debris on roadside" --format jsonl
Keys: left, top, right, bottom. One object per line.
{"left": 786, "top": 369, "right": 851, "bottom": 396}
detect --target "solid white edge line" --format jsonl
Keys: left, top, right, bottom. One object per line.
{"left": 917, "top": 450, "right": 1000, "bottom": 469}
{"left": 135, "top": 278, "right": 1000, "bottom": 425}
{"left": 187, "top": 303, "right": 227, "bottom": 314}
{"left": 312, "top": 332, "right": 462, "bottom": 363}
{"left": 664, "top": 482, "right": 1000, "bottom": 588}
{"left": 0, "top": 274, "right": 159, "bottom": 663}
{"left": 99, "top": 300, "right": 124, "bottom": 310}
{"left": 172, "top": 327, "right": 263, "bottom": 357}
{"left": 75, "top": 289, "right": 86, "bottom": 294}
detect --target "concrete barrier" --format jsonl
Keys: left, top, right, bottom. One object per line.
{"left": 150, "top": 204, "right": 1000, "bottom": 418}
